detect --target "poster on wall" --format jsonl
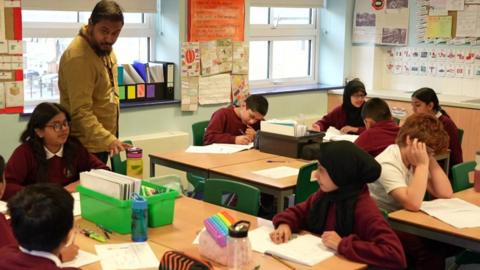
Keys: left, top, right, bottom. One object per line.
{"left": 187, "top": 0, "right": 245, "bottom": 42}
{"left": 353, "top": 0, "right": 409, "bottom": 45}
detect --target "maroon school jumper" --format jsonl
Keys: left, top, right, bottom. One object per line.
{"left": 439, "top": 114, "right": 463, "bottom": 167}
{"left": 354, "top": 119, "right": 400, "bottom": 157}
{"left": 0, "top": 245, "right": 79, "bottom": 270}
{"left": 203, "top": 105, "right": 260, "bottom": 145}
{"left": 272, "top": 187, "right": 406, "bottom": 269}
{"left": 3, "top": 141, "right": 108, "bottom": 200}
{"left": 0, "top": 214, "right": 16, "bottom": 248}
{"left": 314, "top": 105, "right": 365, "bottom": 134}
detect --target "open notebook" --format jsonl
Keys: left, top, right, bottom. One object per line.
{"left": 185, "top": 143, "right": 253, "bottom": 154}
{"left": 249, "top": 226, "right": 334, "bottom": 266}
{"left": 323, "top": 126, "right": 359, "bottom": 143}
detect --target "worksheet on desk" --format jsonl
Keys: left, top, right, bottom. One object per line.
{"left": 420, "top": 198, "right": 480, "bottom": 228}
{"left": 95, "top": 242, "right": 158, "bottom": 270}
{"left": 253, "top": 166, "right": 299, "bottom": 179}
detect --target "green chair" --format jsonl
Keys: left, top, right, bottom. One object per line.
{"left": 451, "top": 161, "right": 475, "bottom": 192}
{"left": 294, "top": 162, "right": 319, "bottom": 204}
{"left": 204, "top": 178, "right": 260, "bottom": 216}
{"left": 457, "top": 128, "right": 464, "bottom": 146}
{"left": 450, "top": 160, "right": 480, "bottom": 269}
{"left": 110, "top": 140, "right": 133, "bottom": 175}
{"left": 187, "top": 120, "right": 210, "bottom": 198}
{"left": 192, "top": 120, "right": 210, "bottom": 146}
{"left": 393, "top": 117, "right": 401, "bottom": 125}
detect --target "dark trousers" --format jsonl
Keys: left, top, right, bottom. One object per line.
{"left": 93, "top": 152, "right": 109, "bottom": 164}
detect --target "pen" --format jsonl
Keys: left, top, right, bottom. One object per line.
{"left": 81, "top": 229, "right": 107, "bottom": 243}
{"left": 266, "top": 160, "right": 286, "bottom": 163}
{"left": 265, "top": 252, "right": 296, "bottom": 270}
{"left": 97, "top": 224, "right": 111, "bottom": 239}
{"left": 239, "top": 129, "right": 245, "bottom": 135}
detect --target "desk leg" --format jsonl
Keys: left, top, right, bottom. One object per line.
{"left": 275, "top": 190, "right": 292, "bottom": 214}
{"left": 150, "top": 160, "right": 155, "bottom": 177}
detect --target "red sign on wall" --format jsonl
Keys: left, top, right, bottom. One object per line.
{"left": 188, "top": 0, "right": 245, "bottom": 42}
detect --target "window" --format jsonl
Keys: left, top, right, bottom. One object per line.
{"left": 23, "top": 10, "right": 155, "bottom": 110}
{"left": 248, "top": 6, "right": 319, "bottom": 87}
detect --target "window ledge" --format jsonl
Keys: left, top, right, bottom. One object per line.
{"left": 120, "top": 99, "right": 180, "bottom": 109}
{"left": 251, "top": 83, "right": 344, "bottom": 96}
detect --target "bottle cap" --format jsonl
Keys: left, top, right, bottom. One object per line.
{"left": 228, "top": 220, "right": 250, "bottom": 238}
{"left": 131, "top": 193, "right": 148, "bottom": 209}
{"left": 127, "top": 147, "right": 143, "bottom": 158}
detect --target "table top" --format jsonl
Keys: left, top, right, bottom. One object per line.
{"left": 147, "top": 196, "right": 366, "bottom": 270}
{"left": 209, "top": 156, "right": 311, "bottom": 189}
{"left": 388, "top": 188, "right": 480, "bottom": 242}
{"left": 149, "top": 149, "right": 278, "bottom": 170}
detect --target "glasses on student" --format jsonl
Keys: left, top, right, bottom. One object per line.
{"left": 45, "top": 120, "right": 70, "bottom": 132}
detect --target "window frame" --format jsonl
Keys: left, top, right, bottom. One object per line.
{"left": 248, "top": 6, "right": 320, "bottom": 88}
{"left": 22, "top": 10, "right": 156, "bottom": 107}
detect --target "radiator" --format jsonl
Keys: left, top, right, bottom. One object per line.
{"left": 121, "top": 131, "right": 190, "bottom": 184}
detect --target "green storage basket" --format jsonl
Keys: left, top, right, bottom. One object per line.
{"left": 77, "top": 180, "right": 178, "bottom": 234}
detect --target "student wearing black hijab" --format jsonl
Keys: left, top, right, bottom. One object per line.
{"left": 312, "top": 79, "right": 367, "bottom": 134}
{"left": 270, "top": 141, "right": 406, "bottom": 269}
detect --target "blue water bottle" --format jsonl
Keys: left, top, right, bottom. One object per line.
{"left": 131, "top": 193, "right": 148, "bottom": 242}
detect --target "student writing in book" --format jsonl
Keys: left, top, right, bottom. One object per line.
{"left": 354, "top": 97, "right": 399, "bottom": 157}
{"left": 3, "top": 102, "right": 108, "bottom": 201}
{"left": 203, "top": 94, "right": 269, "bottom": 145}
{"left": 0, "top": 184, "right": 79, "bottom": 270}
{"left": 270, "top": 141, "right": 406, "bottom": 269}
{"left": 411, "top": 87, "right": 463, "bottom": 168}
{"left": 59, "top": 0, "right": 129, "bottom": 163}
{"left": 368, "top": 113, "right": 455, "bottom": 270}
{"left": 312, "top": 79, "right": 367, "bottom": 134}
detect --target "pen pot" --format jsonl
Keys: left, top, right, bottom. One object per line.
{"left": 131, "top": 194, "right": 148, "bottom": 242}
{"left": 227, "top": 221, "right": 252, "bottom": 270}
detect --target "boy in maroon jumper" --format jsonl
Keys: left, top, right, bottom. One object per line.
{"left": 0, "top": 184, "right": 79, "bottom": 270}
{"left": 270, "top": 141, "right": 406, "bottom": 269}
{"left": 355, "top": 98, "right": 400, "bottom": 157}
{"left": 203, "top": 94, "right": 268, "bottom": 145}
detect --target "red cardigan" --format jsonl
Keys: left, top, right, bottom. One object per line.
{"left": 272, "top": 187, "right": 406, "bottom": 269}
{"left": 439, "top": 114, "right": 463, "bottom": 167}
{"left": 354, "top": 119, "right": 399, "bottom": 157}
{"left": 203, "top": 105, "right": 260, "bottom": 145}
{"left": 3, "top": 141, "right": 108, "bottom": 200}
{"left": 315, "top": 105, "right": 365, "bottom": 134}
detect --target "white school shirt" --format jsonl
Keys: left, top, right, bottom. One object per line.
{"left": 19, "top": 246, "right": 62, "bottom": 266}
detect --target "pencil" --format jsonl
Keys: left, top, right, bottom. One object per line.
{"left": 265, "top": 252, "right": 296, "bottom": 270}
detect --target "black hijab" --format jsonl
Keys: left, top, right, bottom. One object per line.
{"left": 306, "top": 141, "right": 381, "bottom": 237}
{"left": 342, "top": 79, "right": 367, "bottom": 129}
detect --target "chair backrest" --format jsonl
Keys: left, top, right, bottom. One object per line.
{"left": 457, "top": 128, "right": 464, "bottom": 146}
{"left": 110, "top": 140, "right": 133, "bottom": 175}
{"left": 204, "top": 178, "right": 260, "bottom": 216}
{"left": 294, "top": 162, "right": 319, "bottom": 204}
{"left": 392, "top": 117, "right": 401, "bottom": 125}
{"left": 192, "top": 120, "right": 210, "bottom": 146}
{"left": 451, "top": 161, "right": 476, "bottom": 192}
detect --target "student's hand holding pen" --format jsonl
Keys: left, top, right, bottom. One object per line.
{"left": 269, "top": 224, "right": 292, "bottom": 244}
{"left": 59, "top": 229, "right": 79, "bottom": 262}
{"left": 245, "top": 126, "right": 256, "bottom": 140}
{"left": 235, "top": 135, "right": 251, "bottom": 145}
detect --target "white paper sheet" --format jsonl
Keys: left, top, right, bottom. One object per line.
{"left": 253, "top": 166, "right": 299, "bottom": 179}
{"left": 249, "top": 226, "right": 334, "bottom": 266}
{"left": 198, "top": 73, "right": 231, "bottom": 105}
{"left": 186, "top": 143, "right": 253, "bottom": 154}
{"left": 95, "top": 242, "right": 158, "bottom": 270}
{"left": 72, "top": 192, "right": 81, "bottom": 216}
{"left": 420, "top": 198, "right": 480, "bottom": 228}
{"left": 323, "top": 126, "right": 359, "bottom": 143}
{"left": 61, "top": 250, "right": 99, "bottom": 268}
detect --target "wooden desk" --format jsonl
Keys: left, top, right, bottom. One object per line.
{"left": 148, "top": 196, "right": 366, "bottom": 270}
{"left": 388, "top": 188, "right": 480, "bottom": 252}
{"left": 149, "top": 149, "right": 277, "bottom": 178}
{"left": 75, "top": 219, "right": 169, "bottom": 270}
{"left": 209, "top": 156, "right": 310, "bottom": 213}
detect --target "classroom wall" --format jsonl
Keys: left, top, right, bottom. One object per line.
{"left": 350, "top": 0, "right": 480, "bottom": 97}
{"left": 0, "top": 0, "right": 353, "bottom": 159}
